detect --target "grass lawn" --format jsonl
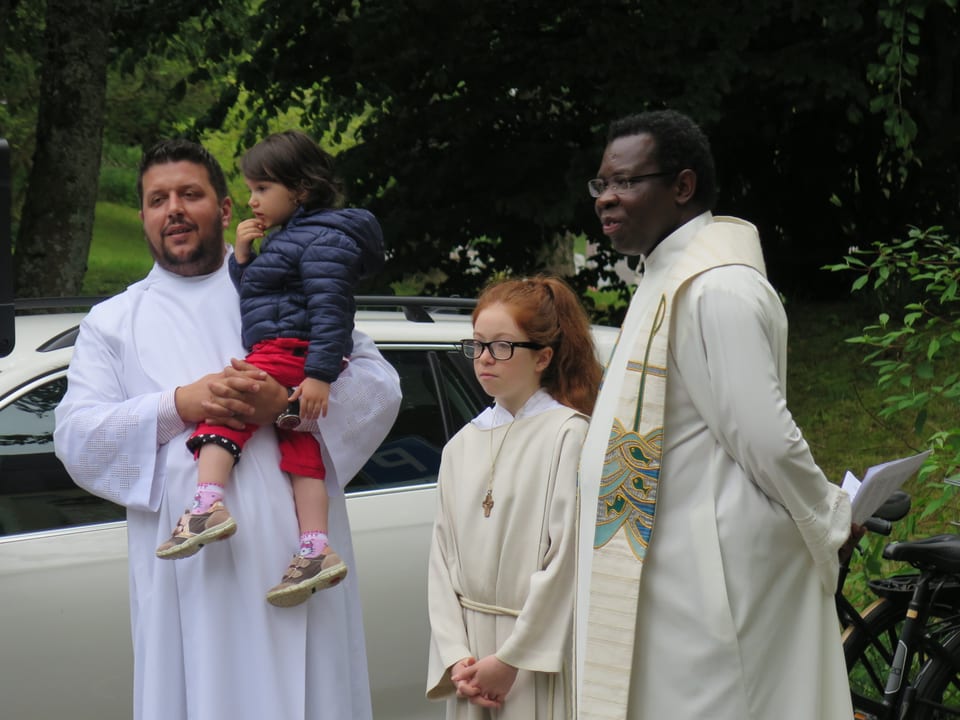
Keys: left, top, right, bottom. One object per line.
{"left": 786, "top": 301, "right": 923, "bottom": 480}
{"left": 84, "top": 202, "right": 154, "bottom": 296}
{"left": 787, "top": 300, "right": 958, "bottom": 516}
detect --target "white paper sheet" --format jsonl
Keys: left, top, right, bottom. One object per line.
{"left": 840, "top": 449, "right": 932, "bottom": 524}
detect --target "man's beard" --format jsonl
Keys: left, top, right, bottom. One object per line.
{"left": 148, "top": 220, "right": 225, "bottom": 277}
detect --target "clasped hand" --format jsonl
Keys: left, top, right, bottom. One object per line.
{"left": 450, "top": 655, "right": 518, "bottom": 710}
{"left": 175, "top": 358, "right": 288, "bottom": 429}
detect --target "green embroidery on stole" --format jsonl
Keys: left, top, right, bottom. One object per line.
{"left": 594, "top": 294, "right": 667, "bottom": 559}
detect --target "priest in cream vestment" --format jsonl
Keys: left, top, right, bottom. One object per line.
{"left": 575, "top": 111, "right": 854, "bottom": 719}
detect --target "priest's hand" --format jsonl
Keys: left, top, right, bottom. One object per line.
{"left": 839, "top": 522, "right": 866, "bottom": 564}
{"left": 174, "top": 372, "right": 239, "bottom": 425}
{"left": 200, "top": 358, "right": 288, "bottom": 428}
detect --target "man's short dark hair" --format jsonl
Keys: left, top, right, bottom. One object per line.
{"left": 608, "top": 110, "right": 718, "bottom": 211}
{"left": 136, "top": 139, "right": 229, "bottom": 206}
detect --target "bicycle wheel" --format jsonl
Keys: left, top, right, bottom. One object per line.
{"left": 843, "top": 597, "right": 908, "bottom": 717}
{"left": 911, "top": 631, "right": 960, "bottom": 719}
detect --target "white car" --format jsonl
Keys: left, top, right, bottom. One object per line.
{"left": 0, "top": 297, "right": 617, "bottom": 720}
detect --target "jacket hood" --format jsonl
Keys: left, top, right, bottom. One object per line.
{"left": 293, "top": 206, "right": 385, "bottom": 280}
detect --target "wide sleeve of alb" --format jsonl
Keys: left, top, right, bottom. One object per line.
{"left": 307, "top": 329, "right": 401, "bottom": 491}
{"left": 53, "top": 311, "right": 166, "bottom": 512}
{"left": 671, "top": 265, "right": 850, "bottom": 593}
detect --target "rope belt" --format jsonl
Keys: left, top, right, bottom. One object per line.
{"left": 457, "top": 595, "right": 568, "bottom": 718}
{"left": 458, "top": 596, "right": 520, "bottom": 618}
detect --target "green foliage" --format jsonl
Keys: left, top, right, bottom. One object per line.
{"left": 105, "top": 2, "right": 254, "bottom": 149}
{"left": 7, "top": 0, "right": 960, "bottom": 305}
{"left": 97, "top": 170, "right": 139, "bottom": 208}
{"left": 96, "top": 143, "right": 140, "bottom": 207}
{"left": 196, "top": 0, "right": 960, "bottom": 304}
{"left": 867, "top": 0, "right": 958, "bottom": 177}
{"left": 825, "top": 226, "right": 960, "bottom": 487}
{"left": 0, "top": 0, "right": 44, "bottom": 227}
{"left": 788, "top": 291, "right": 960, "bottom": 601}
{"left": 104, "top": 54, "right": 225, "bottom": 149}
{"left": 823, "top": 223, "right": 960, "bottom": 602}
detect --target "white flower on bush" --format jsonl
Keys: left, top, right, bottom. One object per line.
{"left": 449, "top": 240, "right": 494, "bottom": 276}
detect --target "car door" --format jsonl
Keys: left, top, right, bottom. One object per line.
{"left": 0, "top": 370, "right": 131, "bottom": 720}
{"left": 348, "top": 344, "right": 487, "bottom": 720}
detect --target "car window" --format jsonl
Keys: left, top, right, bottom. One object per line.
{"left": 436, "top": 352, "right": 489, "bottom": 438}
{"left": 0, "top": 373, "right": 125, "bottom": 537}
{"left": 351, "top": 348, "right": 488, "bottom": 493}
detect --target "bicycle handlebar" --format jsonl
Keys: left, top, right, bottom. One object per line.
{"left": 863, "top": 517, "right": 893, "bottom": 536}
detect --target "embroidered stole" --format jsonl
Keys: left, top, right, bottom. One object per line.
{"left": 580, "top": 217, "right": 766, "bottom": 719}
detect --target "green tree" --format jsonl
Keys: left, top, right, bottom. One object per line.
{"left": 8, "top": 0, "right": 248, "bottom": 298}
{"left": 13, "top": 0, "right": 113, "bottom": 297}
{"left": 826, "top": 0, "right": 960, "bottom": 495}
{"left": 209, "top": 0, "right": 958, "bottom": 303}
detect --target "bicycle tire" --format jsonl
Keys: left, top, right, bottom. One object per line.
{"left": 910, "top": 630, "right": 960, "bottom": 719}
{"left": 843, "top": 597, "right": 909, "bottom": 717}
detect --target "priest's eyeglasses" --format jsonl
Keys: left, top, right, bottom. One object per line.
{"left": 587, "top": 172, "right": 673, "bottom": 198}
{"left": 458, "top": 339, "right": 545, "bottom": 361}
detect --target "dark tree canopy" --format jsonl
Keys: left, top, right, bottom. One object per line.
{"left": 211, "top": 0, "right": 958, "bottom": 304}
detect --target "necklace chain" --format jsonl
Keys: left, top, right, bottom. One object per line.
{"left": 484, "top": 418, "right": 517, "bottom": 518}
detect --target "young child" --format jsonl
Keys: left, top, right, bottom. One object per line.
{"left": 426, "top": 276, "right": 602, "bottom": 718}
{"left": 155, "top": 130, "right": 385, "bottom": 608}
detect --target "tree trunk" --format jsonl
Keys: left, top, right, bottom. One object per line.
{"left": 14, "top": 0, "right": 112, "bottom": 298}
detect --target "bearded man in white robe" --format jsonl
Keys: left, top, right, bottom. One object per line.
{"left": 575, "top": 110, "right": 856, "bottom": 719}
{"left": 53, "top": 139, "right": 400, "bottom": 720}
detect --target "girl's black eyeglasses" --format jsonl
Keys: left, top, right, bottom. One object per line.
{"left": 458, "top": 339, "right": 545, "bottom": 361}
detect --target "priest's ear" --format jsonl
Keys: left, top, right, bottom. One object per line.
{"left": 674, "top": 168, "right": 697, "bottom": 208}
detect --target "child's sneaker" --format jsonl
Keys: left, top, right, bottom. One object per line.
{"left": 266, "top": 548, "right": 348, "bottom": 607}
{"left": 155, "top": 501, "right": 237, "bottom": 559}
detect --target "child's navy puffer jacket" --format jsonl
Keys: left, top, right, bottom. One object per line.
{"left": 228, "top": 205, "right": 385, "bottom": 383}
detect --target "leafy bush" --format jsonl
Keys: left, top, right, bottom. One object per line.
{"left": 826, "top": 226, "right": 960, "bottom": 498}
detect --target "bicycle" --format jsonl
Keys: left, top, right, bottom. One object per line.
{"left": 838, "top": 492, "right": 960, "bottom": 719}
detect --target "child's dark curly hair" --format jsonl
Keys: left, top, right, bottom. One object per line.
{"left": 241, "top": 130, "right": 344, "bottom": 211}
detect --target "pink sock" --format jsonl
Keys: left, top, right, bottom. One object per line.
{"left": 299, "top": 531, "right": 328, "bottom": 558}
{"left": 191, "top": 483, "right": 224, "bottom": 514}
